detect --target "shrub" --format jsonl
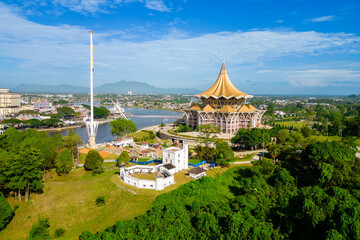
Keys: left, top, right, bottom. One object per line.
{"left": 96, "top": 196, "right": 105, "bottom": 207}
{"left": 28, "top": 217, "right": 51, "bottom": 240}
{"left": 54, "top": 228, "right": 65, "bottom": 238}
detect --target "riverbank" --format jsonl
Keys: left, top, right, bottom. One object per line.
{"left": 123, "top": 105, "right": 183, "bottom": 113}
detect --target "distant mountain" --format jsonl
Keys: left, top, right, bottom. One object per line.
{"left": 14, "top": 80, "right": 201, "bottom": 94}
{"left": 95, "top": 80, "right": 200, "bottom": 94}
{"left": 14, "top": 84, "right": 89, "bottom": 94}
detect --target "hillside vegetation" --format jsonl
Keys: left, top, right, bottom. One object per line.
{"left": 81, "top": 141, "right": 360, "bottom": 239}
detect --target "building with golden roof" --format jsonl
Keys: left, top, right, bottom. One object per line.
{"left": 183, "top": 61, "right": 265, "bottom": 134}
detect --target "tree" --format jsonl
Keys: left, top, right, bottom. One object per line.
{"left": 176, "top": 124, "right": 191, "bottom": 132}
{"left": 28, "top": 217, "right": 51, "bottom": 240}
{"left": 85, "top": 150, "right": 104, "bottom": 172}
{"left": 62, "top": 130, "right": 83, "bottom": 165}
{"left": 94, "top": 107, "right": 110, "bottom": 119}
{"left": 117, "top": 151, "right": 130, "bottom": 166}
{"left": 110, "top": 119, "right": 137, "bottom": 137}
{"left": 53, "top": 133, "right": 63, "bottom": 151}
{"left": 301, "top": 141, "right": 355, "bottom": 187}
{"left": 197, "top": 124, "right": 219, "bottom": 160}
{"left": 56, "top": 106, "right": 75, "bottom": 118}
{"left": 268, "top": 144, "right": 282, "bottom": 161}
{"left": 214, "top": 141, "right": 234, "bottom": 166}
{"left": 23, "top": 119, "right": 43, "bottom": 128}
{"left": 0, "top": 193, "right": 14, "bottom": 230}
{"left": 301, "top": 126, "right": 312, "bottom": 138}
{"left": 6, "top": 147, "right": 44, "bottom": 202}
{"left": 55, "top": 149, "right": 74, "bottom": 176}
{"left": 277, "top": 129, "right": 289, "bottom": 145}
{"left": 329, "top": 116, "right": 342, "bottom": 136}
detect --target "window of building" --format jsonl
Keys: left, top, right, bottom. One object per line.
{"left": 143, "top": 185, "right": 146, "bottom": 187}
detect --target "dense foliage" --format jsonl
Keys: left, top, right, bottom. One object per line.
{"left": 81, "top": 141, "right": 360, "bottom": 239}
{"left": 0, "top": 193, "right": 14, "bottom": 230}
{"left": 117, "top": 151, "right": 130, "bottom": 166}
{"left": 84, "top": 150, "right": 104, "bottom": 173}
{"left": 55, "top": 149, "right": 74, "bottom": 176}
{"left": 0, "top": 128, "right": 82, "bottom": 207}
{"left": 110, "top": 119, "right": 137, "bottom": 137}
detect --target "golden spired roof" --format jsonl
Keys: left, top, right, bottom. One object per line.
{"left": 189, "top": 103, "right": 202, "bottom": 110}
{"left": 238, "top": 105, "right": 251, "bottom": 112}
{"left": 247, "top": 104, "right": 258, "bottom": 111}
{"left": 196, "top": 61, "right": 252, "bottom": 99}
{"left": 202, "top": 104, "right": 215, "bottom": 112}
{"left": 218, "top": 105, "right": 236, "bottom": 113}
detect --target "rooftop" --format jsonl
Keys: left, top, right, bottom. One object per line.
{"left": 196, "top": 61, "right": 252, "bottom": 100}
{"left": 188, "top": 167, "right": 206, "bottom": 175}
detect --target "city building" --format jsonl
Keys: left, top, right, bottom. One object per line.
{"left": 183, "top": 62, "right": 265, "bottom": 134}
{"left": 0, "top": 89, "right": 21, "bottom": 115}
{"left": 34, "top": 100, "right": 52, "bottom": 111}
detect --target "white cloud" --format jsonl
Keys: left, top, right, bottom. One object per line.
{"left": 145, "top": 0, "right": 170, "bottom": 12}
{"left": 256, "top": 70, "right": 278, "bottom": 74}
{"left": 306, "top": 15, "right": 335, "bottom": 23}
{"left": 0, "top": 3, "right": 359, "bottom": 89}
{"left": 10, "top": 0, "right": 172, "bottom": 14}
{"left": 276, "top": 20, "right": 283, "bottom": 23}
{"left": 287, "top": 69, "right": 360, "bottom": 86}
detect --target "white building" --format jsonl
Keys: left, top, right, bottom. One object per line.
{"left": 119, "top": 144, "right": 189, "bottom": 191}
{"left": 113, "top": 136, "right": 135, "bottom": 147}
{"left": 188, "top": 167, "right": 206, "bottom": 179}
{"left": 120, "top": 164, "right": 174, "bottom": 190}
{"left": 162, "top": 144, "right": 189, "bottom": 172}
{"left": 0, "top": 89, "right": 21, "bottom": 115}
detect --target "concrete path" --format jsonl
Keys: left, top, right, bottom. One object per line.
{"left": 232, "top": 160, "right": 253, "bottom": 165}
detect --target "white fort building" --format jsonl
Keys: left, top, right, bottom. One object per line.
{"left": 120, "top": 144, "right": 188, "bottom": 190}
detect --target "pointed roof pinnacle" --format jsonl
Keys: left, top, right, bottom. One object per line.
{"left": 196, "top": 61, "right": 252, "bottom": 100}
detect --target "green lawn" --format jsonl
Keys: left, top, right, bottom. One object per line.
{"left": 1, "top": 165, "right": 251, "bottom": 239}
{"left": 188, "top": 158, "right": 202, "bottom": 164}
{"left": 0, "top": 169, "right": 157, "bottom": 240}
{"left": 277, "top": 121, "right": 308, "bottom": 129}
{"left": 233, "top": 154, "right": 255, "bottom": 162}
{"left": 131, "top": 172, "right": 157, "bottom": 180}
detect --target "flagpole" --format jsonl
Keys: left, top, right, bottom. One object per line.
{"left": 90, "top": 30, "right": 94, "bottom": 135}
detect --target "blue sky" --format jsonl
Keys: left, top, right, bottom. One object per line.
{"left": 0, "top": 0, "right": 359, "bottom": 95}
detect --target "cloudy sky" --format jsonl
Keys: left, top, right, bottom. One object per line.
{"left": 0, "top": 0, "right": 359, "bottom": 95}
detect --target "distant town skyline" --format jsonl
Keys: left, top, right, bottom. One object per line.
{"left": 0, "top": 0, "right": 359, "bottom": 95}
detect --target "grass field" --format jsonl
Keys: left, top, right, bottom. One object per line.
{"left": 276, "top": 121, "right": 308, "bottom": 129}
{"left": 1, "top": 164, "right": 246, "bottom": 239}
{"left": 233, "top": 154, "right": 255, "bottom": 162}
{"left": 188, "top": 158, "right": 202, "bottom": 164}
{"left": 132, "top": 130, "right": 158, "bottom": 144}
{"left": 131, "top": 172, "right": 157, "bottom": 180}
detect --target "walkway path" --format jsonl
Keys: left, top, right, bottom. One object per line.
{"left": 234, "top": 149, "right": 267, "bottom": 156}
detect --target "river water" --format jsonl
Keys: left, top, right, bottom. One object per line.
{"left": 47, "top": 107, "right": 182, "bottom": 144}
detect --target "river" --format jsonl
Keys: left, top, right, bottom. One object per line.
{"left": 47, "top": 107, "right": 183, "bottom": 144}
